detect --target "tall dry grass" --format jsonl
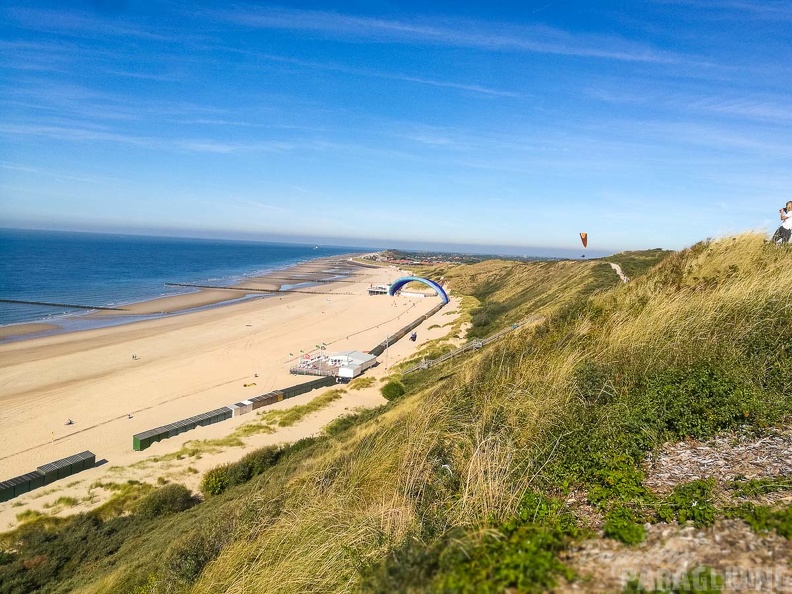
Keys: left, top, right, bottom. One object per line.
{"left": 593, "top": 235, "right": 792, "bottom": 371}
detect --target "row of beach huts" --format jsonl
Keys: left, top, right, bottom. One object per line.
{"left": 1, "top": 298, "right": 447, "bottom": 503}
{"left": 132, "top": 376, "right": 336, "bottom": 451}
{"left": 0, "top": 451, "right": 96, "bottom": 503}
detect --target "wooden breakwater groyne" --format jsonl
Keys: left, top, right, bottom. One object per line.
{"left": 236, "top": 276, "right": 356, "bottom": 283}
{"left": 0, "top": 299, "right": 126, "bottom": 311}
{"left": 164, "top": 283, "right": 356, "bottom": 296}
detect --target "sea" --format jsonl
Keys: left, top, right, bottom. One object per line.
{"left": 0, "top": 228, "right": 361, "bottom": 332}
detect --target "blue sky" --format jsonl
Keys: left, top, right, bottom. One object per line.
{"left": 1, "top": 1, "right": 791, "bottom": 255}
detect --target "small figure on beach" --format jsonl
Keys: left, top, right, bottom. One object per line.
{"left": 132, "top": 354, "right": 137, "bottom": 360}
{"left": 66, "top": 419, "right": 74, "bottom": 425}
{"left": 410, "top": 332, "right": 417, "bottom": 342}
{"left": 127, "top": 414, "right": 133, "bottom": 419}
{"left": 771, "top": 201, "right": 792, "bottom": 244}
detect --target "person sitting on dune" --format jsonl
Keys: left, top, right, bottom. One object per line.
{"left": 771, "top": 201, "right": 792, "bottom": 244}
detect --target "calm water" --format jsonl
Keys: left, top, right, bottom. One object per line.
{"left": 0, "top": 229, "right": 360, "bottom": 327}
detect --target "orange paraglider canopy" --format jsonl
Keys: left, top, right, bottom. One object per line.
{"left": 579, "top": 232, "right": 588, "bottom": 248}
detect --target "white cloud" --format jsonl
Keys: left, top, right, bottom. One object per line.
{"left": 652, "top": 0, "right": 792, "bottom": 20}
{"left": 211, "top": 6, "right": 682, "bottom": 64}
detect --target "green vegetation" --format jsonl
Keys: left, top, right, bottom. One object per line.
{"left": 324, "top": 406, "right": 386, "bottom": 436}
{"left": 602, "top": 506, "right": 646, "bottom": 545}
{"left": 136, "top": 484, "right": 198, "bottom": 519}
{"left": 13, "top": 510, "right": 46, "bottom": 524}
{"left": 724, "top": 503, "right": 792, "bottom": 538}
{"left": 656, "top": 480, "right": 717, "bottom": 528}
{"left": 160, "top": 522, "right": 234, "bottom": 589}
{"left": 397, "top": 295, "right": 479, "bottom": 370}
{"left": 361, "top": 492, "right": 579, "bottom": 593}
{"left": 3, "top": 235, "right": 792, "bottom": 593}
{"left": 232, "top": 421, "right": 276, "bottom": 437}
{"left": 0, "top": 483, "right": 201, "bottom": 594}
{"left": 151, "top": 438, "right": 243, "bottom": 461}
{"left": 437, "top": 254, "right": 641, "bottom": 339}
{"left": 88, "top": 480, "right": 154, "bottom": 520}
{"left": 607, "top": 248, "right": 672, "bottom": 281}
{"left": 586, "top": 455, "right": 654, "bottom": 508}
{"left": 380, "top": 379, "right": 406, "bottom": 400}
{"left": 200, "top": 438, "right": 321, "bottom": 498}
{"left": 729, "top": 474, "right": 792, "bottom": 498}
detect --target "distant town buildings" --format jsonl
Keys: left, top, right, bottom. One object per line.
{"left": 361, "top": 250, "right": 491, "bottom": 266}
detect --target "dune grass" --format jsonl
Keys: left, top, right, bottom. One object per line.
{"left": 13, "top": 509, "right": 47, "bottom": 525}
{"left": 347, "top": 377, "right": 376, "bottom": 390}
{"left": 42, "top": 496, "right": 79, "bottom": 510}
{"left": 259, "top": 388, "right": 346, "bottom": 427}
{"left": 184, "top": 235, "right": 791, "bottom": 593}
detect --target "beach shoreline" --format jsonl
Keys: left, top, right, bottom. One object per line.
{"left": 0, "top": 253, "right": 367, "bottom": 342}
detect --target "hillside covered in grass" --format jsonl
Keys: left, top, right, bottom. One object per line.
{"left": 432, "top": 248, "right": 670, "bottom": 338}
{"left": 2, "top": 236, "right": 791, "bottom": 593}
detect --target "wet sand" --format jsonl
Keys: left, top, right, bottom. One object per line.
{"left": 0, "top": 323, "right": 60, "bottom": 340}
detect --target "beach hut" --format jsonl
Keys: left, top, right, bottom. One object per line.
{"left": 0, "top": 471, "right": 46, "bottom": 502}
{"left": 133, "top": 428, "right": 158, "bottom": 451}
{"left": 232, "top": 400, "right": 254, "bottom": 417}
{"left": 37, "top": 451, "right": 95, "bottom": 485}
{"left": 0, "top": 479, "right": 15, "bottom": 503}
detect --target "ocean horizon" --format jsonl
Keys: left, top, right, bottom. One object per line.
{"left": 0, "top": 228, "right": 364, "bottom": 328}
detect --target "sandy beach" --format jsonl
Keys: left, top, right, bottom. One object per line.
{"left": 0, "top": 258, "right": 458, "bottom": 530}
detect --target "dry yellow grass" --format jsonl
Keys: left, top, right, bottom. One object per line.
{"left": 182, "top": 259, "right": 627, "bottom": 592}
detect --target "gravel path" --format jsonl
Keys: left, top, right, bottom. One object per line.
{"left": 609, "top": 262, "right": 629, "bottom": 283}
{"left": 560, "top": 424, "right": 792, "bottom": 592}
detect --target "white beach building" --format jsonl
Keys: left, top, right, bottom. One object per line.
{"left": 328, "top": 350, "right": 378, "bottom": 381}
{"left": 367, "top": 284, "right": 389, "bottom": 296}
